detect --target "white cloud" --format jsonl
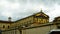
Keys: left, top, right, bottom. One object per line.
{"left": 46, "top": 3, "right": 60, "bottom": 22}
{"left": 1, "top": 11, "right": 13, "bottom": 17}
{"left": 9, "top": 3, "right": 20, "bottom": 9}
{"left": 0, "top": 0, "right": 60, "bottom": 22}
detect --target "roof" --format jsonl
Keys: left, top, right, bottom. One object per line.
{"left": 55, "top": 16, "right": 60, "bottom": 20}
{"left": 0, "top": 20, "right": 14, "bottom": 24}
{"left": 15, "top": 15, "right": 34, "bottom": 22}
{"left": 34, "top": 10, "right": 49, "bottom": 18}
{"left": 0, "top": 10, "right": 49, "bottom": 24}
{"left": 53, "top": 16, "right": 60, "bottom": 22}
{"left": 15, "top": 10, "right": 49, "bottom": 22}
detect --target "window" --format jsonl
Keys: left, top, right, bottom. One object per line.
{"left": 3, "top": 25, "right": 5, "bottom": 28}
{"left": 8, "top": 26, "right": 9, "bottom": 28}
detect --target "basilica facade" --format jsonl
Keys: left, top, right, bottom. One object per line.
{"left": 0, "top": 10, "right": 60, "bottom": 34}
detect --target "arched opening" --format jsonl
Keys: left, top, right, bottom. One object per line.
{"left": 3, "top": 25, "right": 5, "bottom": 28}
{"left": 8, "top": 26, "right": 9, "bottom": 28}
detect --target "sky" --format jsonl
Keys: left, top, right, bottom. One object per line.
{"left": 0, "top": 0, "right": 60, "bottom": 22}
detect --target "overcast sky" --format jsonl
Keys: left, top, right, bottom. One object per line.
{"left": 0, "top": 0, "right": 60, "bottom": 22}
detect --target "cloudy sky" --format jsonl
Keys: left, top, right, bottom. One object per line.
{"left": 0, "top": 0, "right": 60, "bottom": 22}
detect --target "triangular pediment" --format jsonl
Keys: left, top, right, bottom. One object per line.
{"left": 35, "top": 10, "right": 49, "bottom": 18}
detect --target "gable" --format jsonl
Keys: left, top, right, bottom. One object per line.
{"left": 34, "top": 11, "right": 49, "bottom": 18}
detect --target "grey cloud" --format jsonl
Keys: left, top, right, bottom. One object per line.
{"left": 7, "top": 0, "right": 27, "bottom": 4}
{"left": 55, "top": 0, "right": 60, "bottom": 5}
{"left": 7, "top": 0, "right": 16, "bottom": 3}
{"left": 18, "top": 0, "right": 27, "bottom": 4}
{"left": 31, "top": 0, "right": 59, "bottom": 7}
{"left": 0, "top": 0, "right": 60, "bottom": 22}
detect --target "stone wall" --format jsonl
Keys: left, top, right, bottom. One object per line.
{"left": 0, "top": 23, "right": 10, "bottom": 30}
{"left": 2, "top": 29, "right": 20, "bottom": 34}
{"left": 22, "top": 25, "right": 57, "bottom": 34}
